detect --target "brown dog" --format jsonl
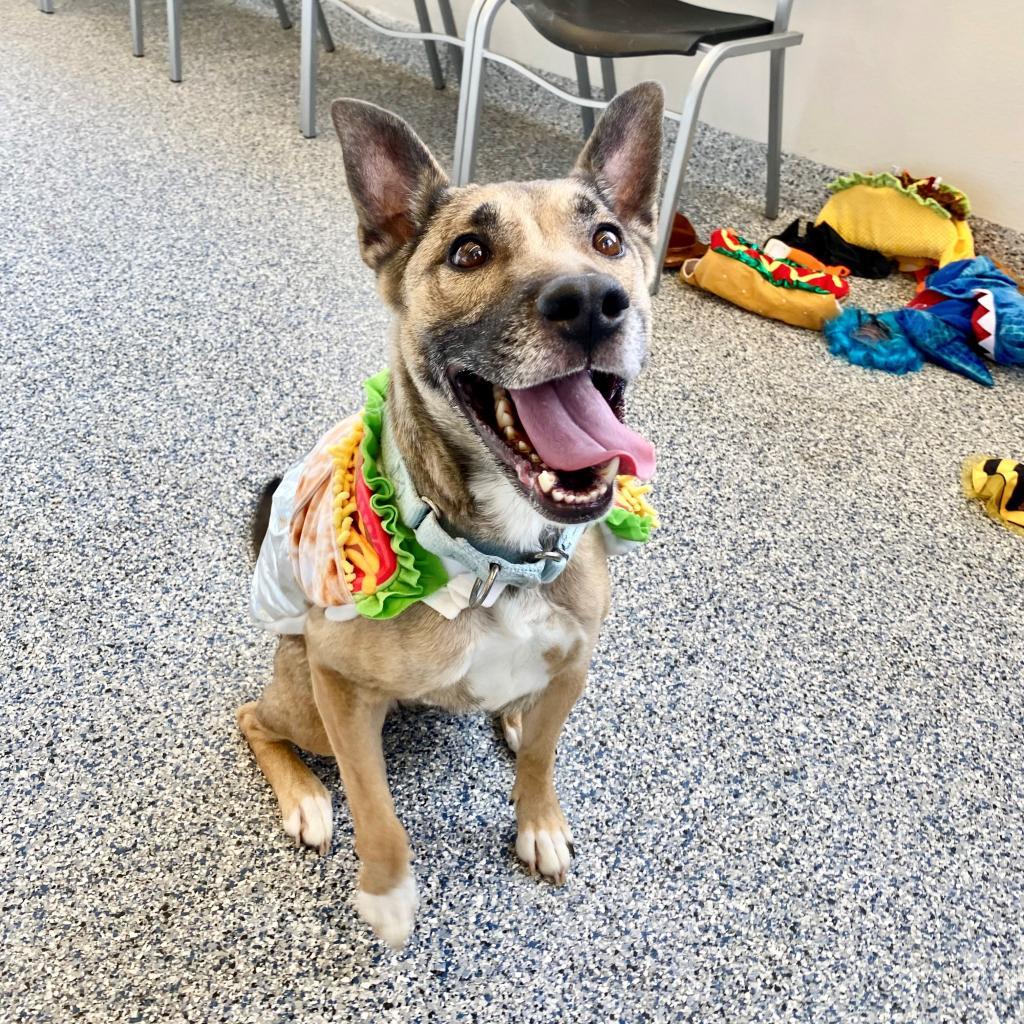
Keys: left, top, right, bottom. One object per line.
{"left": 239, "top": 82, "right": 664, "bottom": 947}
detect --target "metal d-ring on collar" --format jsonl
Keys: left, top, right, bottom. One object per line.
{"left": 467, "top": 547, "right": 568, "bottom": 608}
{"left": 421, "top": 497, "right": 500, "bottom": 609}
{"left": 468, "top": 563, "right": 501, "bottom": 608}
{"left": 423, "top": 496, "right": 574, "bottom": 608}
{"left": 532, "top": 550, "right": 567, "bottom": 564}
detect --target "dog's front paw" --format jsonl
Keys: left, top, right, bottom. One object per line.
{"left": 515, "top": 815, "right": 574, "bottom": 885}
{"left": 354, "top": 872, "right": 419, "bottom": 949}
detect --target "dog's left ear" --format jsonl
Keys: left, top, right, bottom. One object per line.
{"left": 331, "top": 99, "right": 448, "bottom": 271}
{"left": 573, "top": 82, "right": 664, "bottom": 230}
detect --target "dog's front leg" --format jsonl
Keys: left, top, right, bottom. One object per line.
{"left": 510, "top": 665, "right": 587, "bottom": 884}
{"left": 309, "top": 662, "right": 417, "bottom": 948}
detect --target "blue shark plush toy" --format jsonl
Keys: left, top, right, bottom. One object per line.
{"left": 825, "top": 257, "right": 1024, "bottom": 386}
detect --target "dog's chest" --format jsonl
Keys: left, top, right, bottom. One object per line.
{"left": 458, "top": 591, "right": 581, "bottom": 712}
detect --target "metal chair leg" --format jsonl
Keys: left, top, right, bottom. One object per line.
{"left": 38, "top": 0, "right": 54, "bottom": 13}
{"left": 437, "top": 0, "right": 462, "bottom": 78}
{"left": 271, "top": 0, "right": 292, "bottom": 30}
{"left": 600, "top": 57, "right": 616, "bottom": 99}
{"left": 299, "top": 0, "right": 318, "bottom": 135}
{"left": 574, "top": 54, "right": 594, "bottom": 138}
{"left": 651, "top": 48, "right": 725, "bottom": 294}
{"left": 651, "top": 34, "right": 801, "bottom": 291}
{"left": 412, "top": 0, "right": 445, "bottom": 90}
{"left": 453, "top": 0, "right": 505, "bottom": 184}
{"left": 130, "top": 0, "right": 144, "bottom": 55}
{"left": 316, "top": 0, "right": 335, "bottom": 53}
{"left": 765, "top": 48, "right": 785, "bottom": 219}
{"left": 167, "top": 0, "right": 182, "bottom": 81}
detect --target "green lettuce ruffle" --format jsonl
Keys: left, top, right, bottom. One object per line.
{"left": 353, "top": 370, "right": 449, "bottom": 620}
{"left": 711, "top": 232, "right": 833, "bottom": 295}
{"left": 604, "top": 506, "right": 655, "bottom": 543}
{"left": 827, "top": 171, "right": 971, "bottom": 221}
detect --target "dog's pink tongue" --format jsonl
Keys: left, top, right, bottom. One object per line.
{"left": 510, "top": 371, "right": 655, "bottom": 478}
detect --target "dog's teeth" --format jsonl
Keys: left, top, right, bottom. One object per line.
{"left": 551, "top": 487, "right": 566, "bottom": 502}
{"left": 538, "top": 471, "right": 556, "bottom": 493}
{"left": 529, "top": 453, "right": 541, "bottom": 464}
{"left": 516, "top": 441, "right": 531, "bottom": 454}
{"left": 496, "top": 399, "right": 515, "bottom": 429}
{"left": 503, "top": 425, "right": 518, "bottom": 441}
{"left": 599, "top": 458, "right": 620, "bottom": 482}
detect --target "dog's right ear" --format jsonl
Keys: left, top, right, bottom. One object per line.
{"left": 331, "top": 99, "right": 448, "bottom": 272}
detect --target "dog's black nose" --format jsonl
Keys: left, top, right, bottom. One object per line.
{"left": 536, "top": 273, "right": 630, "bottom": 347}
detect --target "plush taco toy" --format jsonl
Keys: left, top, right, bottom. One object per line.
{"left": 816, "top": 171, "right": 974, "bottom": 269}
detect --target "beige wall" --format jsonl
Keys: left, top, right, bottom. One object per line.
{"left": 368, "top": 0, "right": 1024, "bottom": 230}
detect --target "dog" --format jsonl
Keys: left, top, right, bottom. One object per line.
{"left": 239, "top": 81, "right": 664, "bottom": 948}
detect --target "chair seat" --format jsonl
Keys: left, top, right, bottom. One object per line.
{"left": 510, "top": 0, "right": 773, "bottom": 58}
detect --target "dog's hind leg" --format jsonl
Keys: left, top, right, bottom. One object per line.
{"left": 238, "top": 636, "right": 335, "bottom": 854}
{"left": 237, "top": 702, "right": 333, "bottom": 854}
{"left": 500, "top": 710, "right": 522, "bottom": 753}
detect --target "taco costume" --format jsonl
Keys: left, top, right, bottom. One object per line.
{"left": 251, "top": 371, "right": 658, "bottom": 633}
{"left": 815, "top": 171, "right": 974, "bottom": 270}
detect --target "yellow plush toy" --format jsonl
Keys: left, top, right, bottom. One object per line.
{"left": 816, "top": 171, "right": 974, "bottom": 269}
{"left": 962, "top": 455, "right": 1024, "bottom": 536}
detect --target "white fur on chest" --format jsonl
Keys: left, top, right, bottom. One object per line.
{"left": 460, "top": 590, "right": 580, "bottom": 712}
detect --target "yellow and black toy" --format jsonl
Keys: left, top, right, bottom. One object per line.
{"left": 962, "top": 455, "right": 1024, "bottom": 536}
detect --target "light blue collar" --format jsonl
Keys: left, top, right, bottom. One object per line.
{"left": 380, "top": 419, "right": 585, "bottom": 602}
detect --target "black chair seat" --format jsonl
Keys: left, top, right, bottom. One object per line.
{"left": 510, "top": 0, "right": 773, "bottom": 59}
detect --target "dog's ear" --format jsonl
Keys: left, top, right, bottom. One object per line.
{"left": 572, "top": 81, "right": 664, "bottom": 230}
{"left": 331, "top": 99, "right": 448, "bottom": 271}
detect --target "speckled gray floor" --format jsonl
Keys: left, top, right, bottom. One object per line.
{"left": 3, "top": 0, "right": 1024, "bottom": 1021}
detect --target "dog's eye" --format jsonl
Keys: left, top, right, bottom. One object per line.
{"left": 448, "top": 236, "right": 490, "bottom": 270}
{"left": 593, "top": 227, "right": 624, "bottom": 258}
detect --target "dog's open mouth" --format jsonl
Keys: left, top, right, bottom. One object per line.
{"left": 451, "top": 368, "right": 655, "bottom": 524}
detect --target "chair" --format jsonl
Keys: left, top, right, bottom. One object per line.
{"left": 452, "top": 0, "right": 803, "bottom": 292}
{"left": 298, "top": 0, "right": 463, "bottom": 137}
{"left": 37, "top": 0, "right": 149, "bottom": 60}
{"left": 37, "top": 0, "right": 336, "bottom": 80}
{"left": 165, "top": 0, "right": 337, "bottom": 83}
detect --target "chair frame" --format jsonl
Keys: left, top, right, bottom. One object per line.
{"left": 299, "top": 0, "right": 463, "bottom": 137}
{"left": 39, "top": 0, "right": 147, "bottom": 57}
{"left": 39, "top": 0, "right": 338, "bottom": 81}
{"left": 166, "top": 0, "right": 337, "bottom": 83}
{"left": 451, "top": 0, "right": 802, "bottom": 293}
